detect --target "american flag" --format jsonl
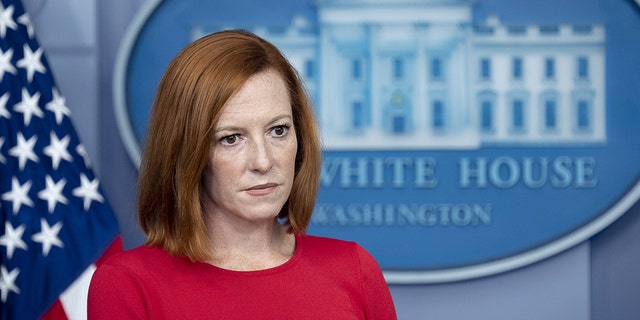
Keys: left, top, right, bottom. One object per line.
{"left": 0, "top": 0, "right": 121, "bottom": 319}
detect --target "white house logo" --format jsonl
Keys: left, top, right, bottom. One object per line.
{"left": 114, "top": 0, "right": 640, "bottom": 283}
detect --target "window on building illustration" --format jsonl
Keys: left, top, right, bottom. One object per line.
{"left": 393, "top": 116, "right": 405, "bottom": 133}
{"left": 540, "top": 25, "right": 559, "bottom": 35}
{"left": 432, "top": 100, "right": 444, "bottom": 129}
{"left": 512, "top": 57, "right": 523, "bottom": 80}
{"left": 544, "top": 99, "right": 557, "bottom": 130}
{"left": 304, "top": 60, "right": 314, "bottom": 79}
{"left": 512, "top": 99, "right": 525, "bottom": 130}
{"left": 352, "top": 101, "right": 364, "bottom": 129}
{"left": 481, "top": 100, "right": 493, "bottom": 132}
{"left": 393, "top": 58, "right": 404, "bottom": 80}
{"left": 545, "top": 58, "right": 555, "bottom": 80}
{"left": 576, "top": 99, "right": 591, "bottom": 130}
{"left": 577, "top": 57, "right": 589, "bottom": 80}
{"left": 507, "top": 26, "right": 527, "bottom": 35}
{"left": 475, "top": 25, "right": 494, "bottom": 35}
{"left": 573, "top": 25, "right": 593, "bottom": 35}
{"left": 351, "top": 59, "right": 362, "bottom": 80}
{"left": 430, "top": 58, "right": 443, "bottom": 81}
{"left": 480, "top": 58, "right": 491, "bottom": 81}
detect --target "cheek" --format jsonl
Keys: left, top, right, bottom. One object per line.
{"left": 206, "top": 158, "right": 228, "bottom": 185}
{"left": 201, "top": 162, "right": 216, "bottom": 195}
{"left": 285, "top": 139, "right": 298, "bottom": 175}
{"left": 203, "top": 156, "right": 228, "bottom": 189}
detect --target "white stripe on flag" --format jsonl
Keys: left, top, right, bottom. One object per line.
{"left": 59, "top": 264, "right": 97, "bottom": 320}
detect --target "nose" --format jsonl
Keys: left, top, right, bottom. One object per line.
{"left": 249, "top": 137, "right": 274, "bottom": 173}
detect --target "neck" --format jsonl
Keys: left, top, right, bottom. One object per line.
{"left": 205, "top": 217, "right": 295, "bottom": 271}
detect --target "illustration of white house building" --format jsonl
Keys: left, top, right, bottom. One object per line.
{"left": 193, "top": 0, "right": 606, "bottom": 150}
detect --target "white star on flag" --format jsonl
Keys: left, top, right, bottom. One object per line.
{"left": 0, "top": 48, "right": 16, "bottom": 79}
{"left": 16, "top": 44, "right": 45, "bottom": 82}
{"left": 76, "top": 144, "right": 92, "bottom": 168}
{"left": 43, "top": 132, "right": 72, "bottom": 169}
{"left": 0, "top": 265, "right": 20, "bottom": 303}
{"left": 8, "top": 131, "right": 38, "bottom": 170}
{"left": 1, "top": 176, "right": 33, "bottom": 214}
{"left": 13, "top": 87, "right": 42, "bottom": 125}
{"left": 16, "top": 13, "right": 32, "bottom": 38}
{"left": 31, "top": 218, "right": 64, "bottom": 256}
{"left": 0, "top": 137, "right": 5, "bottom": 164}
{"left": 44, "top": 88, "right": 70, "bottom": 125}
{"left": 0, "top": 3, "right": 16, "bottom": 38}
{"left": 72, "top": 173, "right": 104, "bottom": 211}
{"left": 0, "top": 92, "right": 11, "bottom": 119}
{"left": 0, "top": 221, "right": 27, "bottom": 259}
{"left": 37, "top": 175, "right": 68, "bottom": 213}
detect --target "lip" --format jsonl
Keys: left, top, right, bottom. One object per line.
{"left": 244, "top": 183, "right": 278, "bottom": 196}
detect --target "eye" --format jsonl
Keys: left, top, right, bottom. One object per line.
{"left": 271, "top": 125, "right": 290, "bottom": 137}
{"left": 219, "top": 134, "right": 240, "bottom": 146}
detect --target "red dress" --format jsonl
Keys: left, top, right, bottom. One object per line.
{"left": 88, "top": 234, "right": 397, "bottom": 319}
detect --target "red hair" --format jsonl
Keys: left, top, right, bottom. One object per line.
{"left": 137, "top": 30, "right": 322, "bottom": 261}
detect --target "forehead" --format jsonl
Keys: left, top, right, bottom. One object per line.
{"left": 216, "top": 69, "right": 291, "bottom": 123}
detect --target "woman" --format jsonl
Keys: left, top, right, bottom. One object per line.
{"left": 88, "top": 30, "right": 397, "bottom": 319}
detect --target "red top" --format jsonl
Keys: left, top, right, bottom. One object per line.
{"left": 88, "top": 234, "right": 397, "bottom": 320}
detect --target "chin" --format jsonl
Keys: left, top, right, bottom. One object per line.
{"left": 243, "top": 205, "right": 285, "bottom": 221}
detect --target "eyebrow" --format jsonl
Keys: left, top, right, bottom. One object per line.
{"left": 214, "top": 114, "right": 293, "bottom": 134}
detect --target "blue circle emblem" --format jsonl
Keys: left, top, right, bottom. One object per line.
{"left": 114, "top": 0, "right": 640, "bottom": 283}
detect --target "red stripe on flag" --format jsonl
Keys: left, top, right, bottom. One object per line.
{"left": 39, "top": 300, "right": 68, "bottom": 320}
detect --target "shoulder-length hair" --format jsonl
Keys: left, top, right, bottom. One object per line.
{"left": 137, "top": 30, "right": 322, "bottom": 262}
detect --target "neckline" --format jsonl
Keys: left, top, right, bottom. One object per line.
{"left": 197, "top": 233, "right": 304, "bottom": 276}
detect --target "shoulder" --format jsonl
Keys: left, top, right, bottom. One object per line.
{"left": 99, "top": 245, "right": 169, "bottom": 269}
{"left": 297, "top": 234, "right": 379, "bottom": 270}
{"left": 298, "top": 234, "right": 370, "bottom": 254}
{"left": 296, "top": 234, "right": 397, "bottom": 318}
{"left": 298, "top": 234, "right": 355, "bottom": 249}
{"left": 92, "top": 245, "right": 181, "bottom": 286}
{"left": 104, "top": 245, "right": 169, "bottom": 266}
{"left": 89, "top": 246, "right": 177, "bottom": 305}
{"left": 88, "top": 246, "right": 171, "bottom": 319}
{"left": 297, "top": 234, "right": 360, "bottom": 258}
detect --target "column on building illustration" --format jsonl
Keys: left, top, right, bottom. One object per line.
{"left": 375, "top": 24, "right": 416, "bottom": 135}
{"left": 319, "top": 23, "right": 371, "bottom": 136}
{"left": 425, "top": 23, "right": 474, "bottom": 140}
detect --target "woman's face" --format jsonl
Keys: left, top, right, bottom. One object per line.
{"left": 201, "top": 69, "right": 297, "bottom": 227}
